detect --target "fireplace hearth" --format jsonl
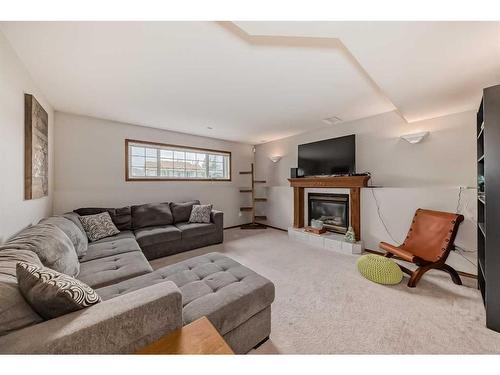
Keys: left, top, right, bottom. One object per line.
{"left": 308, "top": 193, "right": 349, "bottom": 234}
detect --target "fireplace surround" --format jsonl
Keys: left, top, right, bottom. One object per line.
{"left": 308, "top": 193, "right": 349, "bottom": 234}
{"left": 288, "top": 175, "right": 370, "bottom": 240}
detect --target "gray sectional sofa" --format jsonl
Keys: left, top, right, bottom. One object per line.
{"left": 0, "top": 201, "right": 275, "bottom": 354}
{"left": 74, "top": 200, "right": 224, "bottom": 260}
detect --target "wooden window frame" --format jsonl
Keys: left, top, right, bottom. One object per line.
{"left": 125, "top": 138, "right": 232, "bottom": 182}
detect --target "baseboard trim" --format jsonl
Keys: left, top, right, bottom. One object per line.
{"left": 364, "top": 248, "right": 387, "bottom": 256}
{"left": 263, "top": 224, "right": 287, "bottom": 232}
{"left": 365, "top": 248, "right": 477, "bottom": 280}
{"left": 224, "top": 223, "right": 287, "bottom": 232}
{"left": 224, "top": 223, "right": 252, "bottom": 230}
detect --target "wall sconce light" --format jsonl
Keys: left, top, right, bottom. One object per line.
{"left": 400, "top": 131, "right": 429, "bottom": 144}
{"left": 270, "top": 155, "right": 282, "bottom": 163}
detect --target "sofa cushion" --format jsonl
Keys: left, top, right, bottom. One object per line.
{"left": 61, "top": 212, "right": 87, "bottom": 236}
{"left": 96, "top": 252, "right": 275, "bottom": 336}
{"left": 131, "top": 202, "right": 173, "bottom": 229}
{"left": 134, "top": 225, "right": 181, "bottom": 248}
{"left": 16, "top": 262, "right": 101, "bottom": 320}
{"left": 175, "top": 222, "right": 217, "bottom": 239}
{"left": 0, "top": 249, "right": 44, "bottom": 336}
{"left": 170, "top": 200, "right": 200, "bottom": 223}
{"left": 90, "top": 230, "right": 135, "bottom": 244}
{"left": 39, "top": 216, "right": 88, "bottom": 258}
{"left": 78, "top": 251, "right": 153, "bottom": 289}
{"left": 79, "top": 238, "right": 141, "bottom": 262}
{"left": 0, "top": 224, "right": 79, "bottom": 277}
{"left": 79, "top": 212, "right": 120, "bottom": 242}
{"left": 74, "top": 206, "right": 132, "bottom": 231}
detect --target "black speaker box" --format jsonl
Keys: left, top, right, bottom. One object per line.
{"left": 290, "top": 168, "right": 301, "bottom": 178}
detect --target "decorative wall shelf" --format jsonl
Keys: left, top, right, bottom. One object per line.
{"left": 239, "top": 163, "right": 267, "bottom": 229}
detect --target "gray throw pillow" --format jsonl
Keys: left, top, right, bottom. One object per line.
{"left": 79, "top": 212, "right": 120, "bottom": 242}
{"left": 0, "top": 223, "right": 80, "bottom": 277}
{"left": 40, "top": 216, "right": 88, "bottom": 258}
{"left": 131, "top": 202, "right": 173, "bottom": 229}
{"left": 170, "top": 200, "right": 200, "bottom": 223}
{"left": 16, "top": 262, "right": 101, "bottom": 320}
{"left": 189, "top": 204, "right": 213, "bottom": 223}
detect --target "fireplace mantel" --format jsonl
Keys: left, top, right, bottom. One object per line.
{"left": 288, "top": 175, "right": 370, "bottom": 241}
{"left": 288, "top": 175, "right": 370, "bottom": 188}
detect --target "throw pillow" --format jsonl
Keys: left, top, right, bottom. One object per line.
{"left": 189, "top": 204, "right": 213, "bottom": 223}
{"left": 16, "top": 262, "right": 101, "bottom": 320}
{"left": 79, "top": 212, "right": 120, "bottom": 242}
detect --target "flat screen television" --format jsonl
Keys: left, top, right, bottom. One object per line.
{"left": 298, "top": 135, "right": 355, "bottom": 176}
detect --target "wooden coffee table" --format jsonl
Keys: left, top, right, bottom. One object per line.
{"left": 136, "top": 316, "right": 234, "bottom": 354}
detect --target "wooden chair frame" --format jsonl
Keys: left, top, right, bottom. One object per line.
{"left": 380, "top": 209, "right": 464, "bottom": 288}
{"left": 383, "top": 252, "right": 462, "bottom": 288}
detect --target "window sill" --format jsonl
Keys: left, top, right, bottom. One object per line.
{"left": 125, "top": 177, "right": 232, "bottom": 182}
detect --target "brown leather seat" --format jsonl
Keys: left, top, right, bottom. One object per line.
{"left": 379, "top": 208, "right": 464, "bottom": 288}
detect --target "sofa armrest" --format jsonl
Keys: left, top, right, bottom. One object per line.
{"left": 211, "top": 209, "right": 224, "bottom": 229}
{"left": 0, "top": 281, "right": 182, "bottom": 354}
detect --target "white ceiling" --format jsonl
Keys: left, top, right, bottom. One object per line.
{"left": 235, "top": 21, "right": 500, "bottom": 123}
{"left": 1, "top": 21, "right": 499, "bottom": 144}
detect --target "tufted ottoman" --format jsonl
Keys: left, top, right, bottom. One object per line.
{"left": 96, "top": 252, "right": 275, "bottom": 354}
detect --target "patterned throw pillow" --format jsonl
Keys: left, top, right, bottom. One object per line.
{"left": 79, "top": 212, "right": 120, "bottom": 242}
{"left": 189, "top": 204, "right": 213, "bottom": 223}
{"left": 16, "top": 262, "right": 101, "bottom": 319}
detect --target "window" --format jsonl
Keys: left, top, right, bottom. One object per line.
{"left": 125, "top": 139, "right": 231, "bottom": 181}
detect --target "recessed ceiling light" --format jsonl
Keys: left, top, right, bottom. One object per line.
{"left": 322, "top": 116, "right": 342, "bottom": 125}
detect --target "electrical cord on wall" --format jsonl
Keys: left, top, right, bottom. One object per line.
{"left": 451, "top": 185, "right": 478, "bottom": 271}
{"left": 370, "top": 183, "right": 476, "bottom": 271}
{"left": 455, "top": 247, "right": 477, "bottom": 265}
{"left": 454, "top": 185, "right": 477, "bottom": 253}
{"left": 371, "top": 185, "right": 477, "bottom": 257}
{"left": 369, "top": 187, "right": 399, "bottom": 244}
{"left": 456, "top": 186, "right": 463, "bottom": 213}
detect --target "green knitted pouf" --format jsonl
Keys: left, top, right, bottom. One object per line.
{"left": 357, "top": 254, "right": 403, "bottom": 285}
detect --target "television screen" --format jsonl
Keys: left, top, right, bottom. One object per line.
{"left": 298, "top": 135, "right": 355, "bottom": 176}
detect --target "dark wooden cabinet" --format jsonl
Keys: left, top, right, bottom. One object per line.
{"left": 478, "top": 84, "right": 500, "bottom": 331}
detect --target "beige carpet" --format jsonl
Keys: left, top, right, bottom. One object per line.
{"left": 150, "top": 228, "right": 500, "bottom": 354}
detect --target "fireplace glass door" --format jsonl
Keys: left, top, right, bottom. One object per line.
{"left": 308, "top": 193, "right": 349, "bottom": 234}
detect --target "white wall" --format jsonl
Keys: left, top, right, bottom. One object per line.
{"left": 254, "top": 110, "right": 478, "bottom": 274}
{"left": 53, "top": 112, "right": 254, "bottom": 228}
{"left": 0, "top": 31, "right": 54, "bottom": 243}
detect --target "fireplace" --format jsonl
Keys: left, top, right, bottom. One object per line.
{"left": 289, "top": 175, "right": 369, "bottom": 241}
{"left": 308, "top": 193, "right": 349, "bottom": 234}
